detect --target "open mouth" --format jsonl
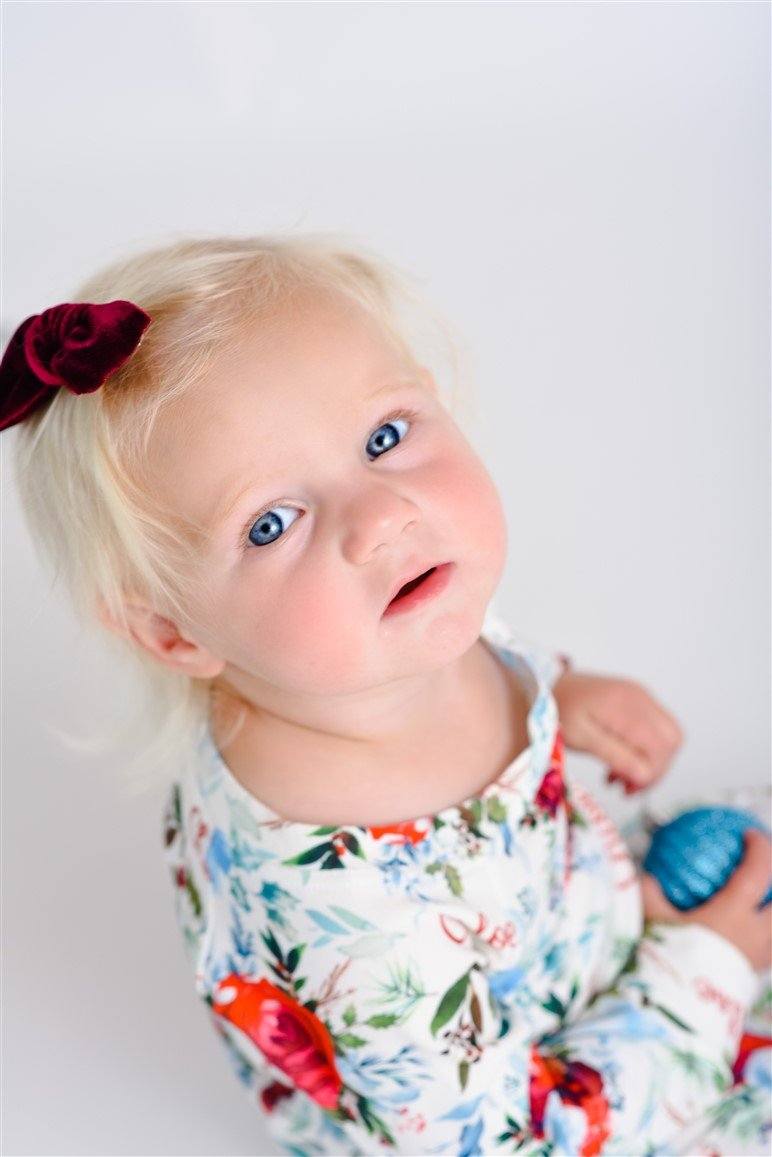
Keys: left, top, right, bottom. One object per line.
{"left": 383, "top": 562, "right": 454, "bottom": 617}
{"left": 392, "top": 567, "right": 437, "bottom": 601}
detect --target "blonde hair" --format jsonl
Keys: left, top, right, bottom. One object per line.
{"left": 11, "top": 232, "right": 476, "bottom": 795}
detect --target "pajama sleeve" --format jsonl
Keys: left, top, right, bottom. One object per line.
{"left": 161, "top": 782, "right": 267, "bottom": 1106}
{"left": 529, "top": 919, "right": 761, "bottom": 1155}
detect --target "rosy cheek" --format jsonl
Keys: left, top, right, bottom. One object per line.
{"left": 440, "top": 450, "right": 508, "bottom": 562}
{"left": 264, "top": 583, "right": 368, "bottom": 689}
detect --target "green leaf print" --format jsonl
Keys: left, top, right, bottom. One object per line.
{"left": 444, "top": 863, "right": 463, "bottom": 897}
{"left": 371, "top": 959, "right": 427, "bottom": 1018}
{"left": 336, "top": 1032, "right": 368, "bottom": 1048}
{"left": 495, "top": 1113, "right": 535, "bottom": 1151}
{"left": 647, "top": 997, "right": 696, "bottom": 1034}
{"left": 430, "top": 970, "right": 471, "bottom": 1036}
{"left": 705, "top": 1084, "right": 767, "bottom": 1139}
{"left": 285, "top": 943, "right": 305, "bottom": 974}
{"left": 355, "top": 1095, "right": 398, "bottom": 1149}
{"left": 259, "top": 926, "right": 285, "bottom": 964}
{"left": 486, "top": 795, "right": 508, "bottom": 824}
{"left": 342, "top": 1004, "right": 357, "bottom": 1026}
{"left": 614, "top": 934, "right": 640, "bottom": 976}
{"left": 567, "top": 805, "right": 588, "bottom": 829}
{"left": 164, "top": 782, "right": 182, "bottom": 846}
{"left": 542, "top": 992, "right": 566, "bottom": 1019}
{"left": 338, "top": 831, "right": 366, "bottom": 859}
{"left": 282, "top": 841, "right": 335, "bottom": 867}
{"left": 669, "top": 1046, "right": 726, "bottom": 1092}
{"left": 459, "top": 1058, "right": 470, "bottom": 1090}
{"left": 321, "top": 853, "right": 345, "bottom": 869}
{"left": 184, "top": 873, "right": 202, "bottom": 919}
{"left": 364, "top": 1013, "right": 401, "bottom": 1029}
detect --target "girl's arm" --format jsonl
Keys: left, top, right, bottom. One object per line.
{"left": 487, "top": 602, "right": 683, "bottom": 796}
{"left": 528, "top": 914, "right": 760, "bottom": 1154}
{"left": 555, "top": 668, "right": 685, "bottom": 795}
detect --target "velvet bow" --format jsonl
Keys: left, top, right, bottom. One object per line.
{"left": 0, "top": 300, "right": 151, "bottom": 431}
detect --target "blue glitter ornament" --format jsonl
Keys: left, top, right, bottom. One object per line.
{"left": 642, "top": 806, "right": 772, "bottom": 912}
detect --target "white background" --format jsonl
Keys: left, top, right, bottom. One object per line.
{"left": 2, "top": 3, "right": 769, "bottom": 1155}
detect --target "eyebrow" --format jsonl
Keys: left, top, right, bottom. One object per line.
{"left": 205, "top": 379, "right": 416, "bottom": 534}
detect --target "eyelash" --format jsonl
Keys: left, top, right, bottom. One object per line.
{"left": 237, "top": 406, "right": 420, "bottom": 552}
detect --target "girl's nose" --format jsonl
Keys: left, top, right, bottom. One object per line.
{"left": 340, "top": 483, "right": 420, "bottom": 565}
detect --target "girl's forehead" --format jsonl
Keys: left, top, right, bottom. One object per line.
{"left": 224, "top": 294, "right": 408, "bottom": 380}
{"left": 176, "top": 310, "right": 414, "bottom": 435}
{"left": 141, "top": 297, "right": 418, "bottom": 504}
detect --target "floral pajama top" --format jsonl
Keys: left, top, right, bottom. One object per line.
{"left": 163, "top": 602, "right": 771, "bottom": 1156}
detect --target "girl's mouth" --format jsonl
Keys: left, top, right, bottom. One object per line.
{"left": 382, "top": 562, "right": 454, "bottom": 617}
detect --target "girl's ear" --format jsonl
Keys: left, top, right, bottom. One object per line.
{"left": 96, "top": 597, "right": 225, "bottom": 679}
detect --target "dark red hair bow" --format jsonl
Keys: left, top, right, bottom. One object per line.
{"left": 0, "top": 300, "right": 152, "bottom": 432}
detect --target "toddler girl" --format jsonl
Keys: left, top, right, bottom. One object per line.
{"left": 4, "top": 234, "right": 770, "bottom": 1156}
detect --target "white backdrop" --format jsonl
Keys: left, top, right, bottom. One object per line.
{"left": 2, "top": 3, "right": 769, "bottom": 1155}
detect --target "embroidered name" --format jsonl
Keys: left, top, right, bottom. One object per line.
{"left": 570, "top": 783, "right": 638, "bottom": 889}
{"left": 693, "top": 976, "right": 744, "bottom": 1037}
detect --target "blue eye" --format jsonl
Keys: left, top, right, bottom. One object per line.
{"left": 247, "top": 504, "right": 301, "bottom": 548}
{"left": 243, "top": 410, "right": 413, "bottom": 550}
{"left": 365, "top": 414, "right": 410, "bottom": 460}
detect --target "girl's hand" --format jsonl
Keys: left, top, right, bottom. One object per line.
{"left": 553, "top": 671, "right": 684, "bottom": 795}
{"left": 640, "top": 828, "right": 772, "bottom": 972}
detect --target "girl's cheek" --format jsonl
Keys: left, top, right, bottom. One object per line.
{"left": 239, "top": 559, "right": 369, "bottom": 682}
{"left": 453, "top": 451, "right": 508, "bottom": 550}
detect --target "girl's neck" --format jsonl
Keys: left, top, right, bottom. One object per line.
{"left": 209, "top": 638, "right": 531, "bottom": 826}
{"left": 210, "top": 635, "right": 483, "bottom": 757}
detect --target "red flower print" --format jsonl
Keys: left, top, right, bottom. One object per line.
{"left": 212, "top": 974, "right": 343, "bottom": 1110}
{"left": 368, "top": 818, "right": 432, "bottom": 846}
{"left": 535, "top": 731, "right": 566, "bottom": 817}
{"left": 732, "top": 1030, "right": 772, "bottom": 1085}
{"left": 260, "top": 1079, "right": 296, "bottom": 1112}
{"left": 529, "top": 1045, "right": 611, "bottom": 1156}
{"left": 535, "top": 769, "right": 565, "bottom": 817}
